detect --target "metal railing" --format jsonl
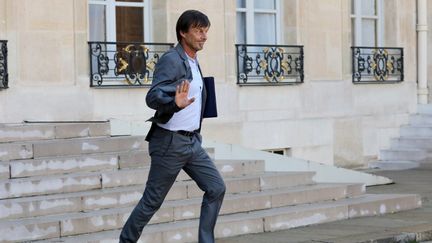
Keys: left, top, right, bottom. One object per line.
{"left": 88, "top": 42, "right": 174, "bottom": 87}
{"left": 236, "top": 44, "right": 304, "bottom": 86}
{"left": 0, "top": 40, "right": 8, "bottom": 89}
{"left": 352, "top": 46, "right": 404, "bottom": 83}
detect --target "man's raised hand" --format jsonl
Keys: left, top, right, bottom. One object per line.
{"left": 175, "top": 80, "right": 195, "bottom": 109}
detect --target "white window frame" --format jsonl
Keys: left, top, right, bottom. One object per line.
{"left": 236, "top": 0, "right": 282, "bottom": 44}
{"left": 88, "top": 0, "right": 152, "bottom": 42}
{"left": 350, "top": 0, "right": 383, "bottom": 46}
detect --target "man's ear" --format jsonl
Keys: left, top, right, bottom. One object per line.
{"left": 179, "top": 31, "right": 187, "bottom": 39}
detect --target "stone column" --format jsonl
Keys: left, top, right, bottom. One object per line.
{"left": 417, "top": 0, "right": 428, "bottom": 104}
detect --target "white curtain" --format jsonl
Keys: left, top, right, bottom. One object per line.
{"left": 254, "top": 0, "right": 275, "bottom": 9}
{"left": 236, "top": 13, "right": 246, "bottom": 44}
{"left": 89, "top": 4, "right": 106, "bottom": 42}
{"left": 362, "top": 19, "right": 376, "bottom": 46}
{"left": 362, "top": 0, "right": 376, "bottom": 15}
{"left": 254, "top": 13, "right": 276, "bottom": 44}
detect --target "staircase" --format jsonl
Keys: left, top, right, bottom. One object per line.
{"left": 371, "top": 104, "right": 432, "bottom": 170}
{"left": 0, "top": 122, "right": 421, "bottom": 243}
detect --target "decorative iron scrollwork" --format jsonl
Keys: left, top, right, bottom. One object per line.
{"left": 236, "top": 44, "right": 304, "bottom": 86}
{"left": 352, "top": 47, "right": 403, "bottom": 83}
{"left": 89, "top": 42, "right": 174, "bottom": 87}
{"left": 0, "top": 40, "right": 8, "bottom": 89}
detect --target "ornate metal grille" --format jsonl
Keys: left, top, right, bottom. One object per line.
{"left": 236, "top": 44, "right": 304, "bottom": 86}
{"left": 88, "top": 42, "right": 174, "bottom": 87}
{"left": 0, "top": 40, "right": 8, "bottom": 89}
{"left": 352, "top": 47, "right": 404, "bottom": 83}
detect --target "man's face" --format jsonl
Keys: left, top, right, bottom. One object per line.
{"left": 180, "top": 25, "right": 209, "bottom": 52}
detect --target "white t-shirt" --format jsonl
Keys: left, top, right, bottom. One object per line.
{"left": 157, "top": 54, "right": 203, "bottom": 132}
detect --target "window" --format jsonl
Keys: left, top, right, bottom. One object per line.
{"left": 351, "top": 0, "right": 383, "bottom": 46}
{"left": 88, "top": 0, "right": 163, "bottom": 87}
{"left": 88, "top": 0, "right": 152, "bottom": 42}
{"left": 265, "top": 148, "right": 291, "bottom": 156}
{"left": 236, "top": 0, "right": 281, "bottom": 44}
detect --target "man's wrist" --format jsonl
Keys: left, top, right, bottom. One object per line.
{"left": 173, "top": 101, "right": 182, "bottom": 112}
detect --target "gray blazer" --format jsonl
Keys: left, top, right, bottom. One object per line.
{"left": 145, "top": 44, "right": 207, "bottom": 141}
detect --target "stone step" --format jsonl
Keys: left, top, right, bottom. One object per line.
{"left": 368, "top": 160, "right": 421, "bottom": 170}
{"left": 369, "top": 160, "right": 432, "bottom": 171}
{"left": 0, "top": 135, "right": 147, "bottom": 161}
{"left": 0, "top": 167, "right": 157, "bottom": 199}
{"left": 32, "top": 136, "right": 147, "bottom": 158}
{"left": 261, "top": 193, "right": 421, "bottom": 232}
{"left": 175, "top": 159, "right": 265, "bottom": 182}
{"left": 5, "top": 146, "right": 218, "bottom": 179}
{"left": 417, "top": 104, "right": 432, "bottom": 115}
{"left": 0, "top": 142, "right": 33, "bottom": 161}
{"left": 0, "top": 172, "right": 318, "bottom": 219}
{"left": 0, "top": 161, "right": 9, "bottom": 179}
{"left": 0, "top": 172, "right": 103, "bottom": 199}
{"left": 6, "top": 156, "right": 262, "bottom": 180}
{"left": 0, "top": 137, "right": 215, "bottom": 163}
{"left": 7, "top": 150, "right": 150, "bottom": 179}
{"left": 0, "top": 183, "right": 364, "bottom": 242}
{"left": 410, "top": 114, "right": 432, "bottom": 125}
{"left": 0, "top": 185, "right": 158, "bottom": 220}
{"left": 9, "top": 153, "right": 119, "bottom": 179}
{"left": 379, "top": 148, "right": 428, "bottom": 161}
{"left": 118, "top": 150, "right": 151, "bottom": 169}
{"left": 165, "top": 183, "right": 365, "bottom": 222}
{"left": 0, "top": 122, "right": 110, "bottom": 143}
{"left": 0, "top": 181, "right": 361, "bottom": 221}
{"left": 0, "top": 124, "right": 54, "bottom": 143}
{"left": 391, "top": 137, "right": 432, "bottom": 150}
{"left": 30, "top": 193, "right": 421, "bottom": 243}
{"left": 400, "top": 125, "right": 432, "bottom": 137}
{"left": 202, "top": 171, "right": 316, "bottom": 198}
{"left": 213, "top": 159, "right": 265, "bottom": 177}
{"left": 0, "top": 168, "right": 313, "bottom": 200}
{"left": 101, "top": 161, "right": 271, "bottom": 192}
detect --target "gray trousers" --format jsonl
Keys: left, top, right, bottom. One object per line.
{"left": 119, "top": 127, "right": 226, "bottom": 243}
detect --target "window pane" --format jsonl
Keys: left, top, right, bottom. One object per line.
{"left": 236, "top": 12, "right": 246, "bottom": 44}
{"left": 254, "top": 13, "right": 276, "bottom": 44}
{"left": 351, "top": 19, "right": 355, "bottom": 45}
{"left": 116, "top": 6, "right": 144, "bottom": 42}
{"left": 236, "top": 0, "right": 245, "bottom": 8}
{"left": 351, "top": 0, "right": 355, "bottom": 14}
{"left": 362, "top": 0, "right": 376, "bottom": 15}
{"left": 362, "top": 19, "right": 376, "bottom": 46}
{"left": 254, "top": 0, "right": 275, "bottom": 9}
{"left": 89, "top": 4, "right": 106, "bottom": 41}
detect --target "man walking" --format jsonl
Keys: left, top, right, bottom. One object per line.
{"left": 119, "top": 10, "right": 226, "bottom": 243}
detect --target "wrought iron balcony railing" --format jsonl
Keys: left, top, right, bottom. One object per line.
{"left": 88, "top": 42, "right": 174, "bottom": 87}
{"left": 236, "top": 44, "right": 304, "bottom": 86}
{"left": 352, "top": 46, "right": 404, "bottom": 83}
{"left": 0, "top": 40, "right": 8, "bottom": 89}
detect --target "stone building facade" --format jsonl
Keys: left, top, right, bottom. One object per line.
{"left": 0, "top": 0, "right": 429, "bottom": 168}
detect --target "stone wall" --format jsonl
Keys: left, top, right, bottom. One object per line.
{"left": 0, "top": 0, "right": 421, "bottom": 168}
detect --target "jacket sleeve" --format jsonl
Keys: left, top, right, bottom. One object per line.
{"left": 146, "top": 52, "right": 183, "bottom": 113}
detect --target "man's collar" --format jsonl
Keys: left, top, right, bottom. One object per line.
{"left": 175, "top": 43, "right": 199, "bottom": 60}
{"left": 174, "top": 43, "right": 188, "bottom": 60}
